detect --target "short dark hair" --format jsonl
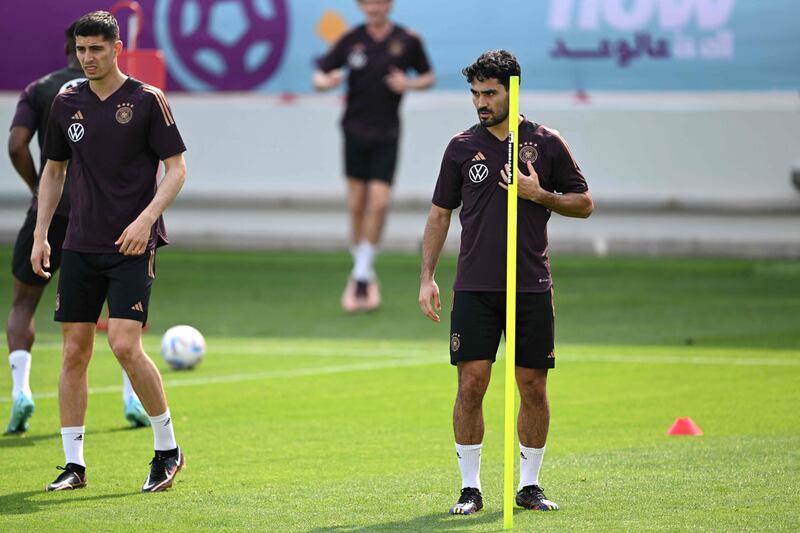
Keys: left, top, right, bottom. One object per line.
{"left": 462, "top": 50, "right": 521, "bottom": 89}
{"left": 74, "top": 11, "right": 120, "bottom": 42}
{"left": 64, "top": 20, "right": 79, "bottom": 56}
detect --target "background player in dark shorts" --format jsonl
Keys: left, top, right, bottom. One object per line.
{"left": 32, "top": 11, "right": 187, "bottom": 493}
{"left": 418, "top": 50, "right": 593, "bottom": 514}
{"left": 313, "top": 0, "right": 434, "bottom": 312}
{"left": 4, "top": 22, "right": 149, "bottom": 435}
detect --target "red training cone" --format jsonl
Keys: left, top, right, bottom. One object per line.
{"left": 666, "top": 417, "right": 703, "bottom": 436}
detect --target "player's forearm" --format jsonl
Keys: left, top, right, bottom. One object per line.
{"left": 312, "top": 71, "right": 329, "bottom": 90}
{"left": 141, "top": 158, "right": 186, "bottom": 224}
{"left": 533, "top": 191, "right": 593, "bottom": 219}
{"left": 312, "top": 70, "right": 340, "bottom": 91}
{"left": 34, "top": 162, "right": 67, "bottom": 238}
{"left": 10, "top": 149, "right": 37, "bottom": 193}
{"left": 408, "top": 72, "right": 435, "bottom": 91}
{"left": 420, "top": 208, "right": 451, "bottom": 281}
{"left": 8, "top": 128, "right": 37, "bottom": 193}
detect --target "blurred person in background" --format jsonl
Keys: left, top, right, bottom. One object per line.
{"left": 314, "top": 0, "right": 434, "bottom": 312}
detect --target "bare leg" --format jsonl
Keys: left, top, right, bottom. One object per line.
{"left": 107, "top": 318, "right": 168, "bottom": 416}
{"left": 453, "top": 360, "right": 493, "bottom": 444}
{"left": 6, "top": 278, "right": 46, "bottom": 352}
{"left": 362, "top": 181, "right": 392, "bottom": 245}
{"left": 516, "top": 367, "right": 549, "bottom": 448}
{"left": 515, "top": 367, "right": 558, "bottom": 507}
{"left": 347, "top": 178, "right": 368, "bottom": 245}
{"left": 59, "top": 323, "right": 96, "bottom": 427}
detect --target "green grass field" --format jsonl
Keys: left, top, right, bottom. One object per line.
{"left": 1, "top": 247, "right": 798, "bottom": 531}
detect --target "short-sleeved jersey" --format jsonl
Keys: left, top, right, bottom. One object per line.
{"left": 43, "top": 77, "right": 186, "bottom": 253}
{"left": 318, "top": 24, "right": 431, "bottom": 142}
{"left": 433, "top": 118, "right": 588, "bottom": 293}
{"left": 11, "top": 66, "right": 86, "bottom": 216}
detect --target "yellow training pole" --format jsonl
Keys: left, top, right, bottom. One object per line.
{"left": 503, "top": 75, "right": 520, "bottom": 530}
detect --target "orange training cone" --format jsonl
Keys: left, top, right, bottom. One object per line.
{"left": 667, "top": 417, "right": 703, "bottom": 436}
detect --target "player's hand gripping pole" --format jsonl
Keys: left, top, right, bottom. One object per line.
{"left": 503, "top": 75, "right": 520, "bottom": 530}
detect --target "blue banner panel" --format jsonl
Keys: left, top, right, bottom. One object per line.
{"left": 1, "top": 0, "right": 797, "bottom": 92}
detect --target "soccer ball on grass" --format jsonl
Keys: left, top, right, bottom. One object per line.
{"left": 160, "top": 325, "right": 206, "bottom": 370}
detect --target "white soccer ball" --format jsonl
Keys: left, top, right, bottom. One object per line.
{"left": 160, "top": 325, "right": 206, "bottom": 370}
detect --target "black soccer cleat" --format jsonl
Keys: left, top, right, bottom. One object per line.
{"left": 515, "top": 484, "right": 559, "bottom": 511}
{"left": 450, "top": 487, "right": 483, "bottom": 515}
{"left": 142, "top": 447, "right": 185, "bottom": 492}
{"left": 46, "top": 464, "right": 87, "bottom": 492}
{"left": 354, "top": 280, "right": 369, "bottom": 299}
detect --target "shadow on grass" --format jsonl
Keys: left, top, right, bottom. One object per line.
{"left": 0, "top": 424, "right": 148, "bottom": 449}
{"left": 0, "top": 432, "right": 60, "bottom": 448}
{"left": 307, "top": 509, "right": 513, "bottom": 532}
{"left": 0, "top": 489, "right": 136, "bottom": 516}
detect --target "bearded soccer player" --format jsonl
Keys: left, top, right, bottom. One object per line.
{"left": 418, "top": 50, "right": 593, "bottom": 514}
{"left": 32, "top": 11, "right": 186, "bottom": 492}
{"left": 313, "top": 0, "right": 434, "bottom": 312}
{"left": 5, "top": 21, "right": 151, "bottom": 435}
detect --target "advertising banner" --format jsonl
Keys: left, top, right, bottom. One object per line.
{"left": 1, "top": 0, "right": 797, "bottom": 92}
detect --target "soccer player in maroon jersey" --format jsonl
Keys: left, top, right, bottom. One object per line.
{"left": 5, "top": 21, "right": 151, "bottom": 436}
{"left": 313, "top": 0, "right": 434, "bottom": 312}
{"left": 31, "top": 11, "right": 186, "bottom": 492}
{"left": 418, "top": 50, "right": 593, "bottom": 514}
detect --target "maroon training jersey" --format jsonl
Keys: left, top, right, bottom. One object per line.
{"left": 318, "top": 24, "right": 431, "bottom": 142}
{"left": 43, "top": 77, "right": 185, "bottom": 253}
{"left": 11, "top": 66, "right": 86, "bottom": 216}
{"left": 433, "top": 118, "right": 588, "bottom": 293}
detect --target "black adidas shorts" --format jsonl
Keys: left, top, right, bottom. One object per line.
{"left": 12, "top": 209, "right": 69, "bottom": 286}
{"left": 449, "top": 290, "right": 556, "bottom": 369}
{"left": 55, "top": 250, "right": 156, "bottom": 325}
{"left": 344, "top": 134, "right": 398, "bottom": 185}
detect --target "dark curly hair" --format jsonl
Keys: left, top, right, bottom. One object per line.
{"left": 462, "top": 50, "right": 521, "bottom": 89}
{"left": 74, "top": 11, "right": 119, "bottom": 42}
{"left": 64, "top": 20, "right": 79, "bottom": 56}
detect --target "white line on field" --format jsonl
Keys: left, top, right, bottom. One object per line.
{"left": 22, "top": 342, "right": 438, "bottom": 358}
{"left": 1, "top": 350, "right": 796, "bottom": 404}
{"left": 0, "top": 357, "right": 439, "bottom": 403}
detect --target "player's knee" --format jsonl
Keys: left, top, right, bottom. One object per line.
{"left": 349, "top": 196, "right": 367, "bottom": 215}
{"left": 458, "top": 373, "right": 490, "bottom": 405}
{"left": 108, "top": 339, "right": 142, "bottom": 365}
{"left": 62, "top": 342, "right": 92, "bottom": 372}
{"left": 8, "top": 313, "right": 33, "bottom": 337}
{"left": 370, "top": 191, "right": 390, "bottom": 212}
{"left": 10, "top": 295, "right": 38, "bottom": 316}
{"left": 368, "top": 187, "right": 391, "bottom": 212}
{"left": 518, "top": 380, "right": 548, "bottom": 407}
{"left": 5, "top": 327, "right": 34, "bottom": 351}
{"left": 522, "top": 389, "right": 548, "bottom": 410}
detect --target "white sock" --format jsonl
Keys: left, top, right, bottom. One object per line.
{"left": 519, "top": 444, "right": 546, "bottom": 489}
{"left": 61, "top": 426, "right": 86, "bottom": 467}
{"left": 351, "top": 240, "right": 377, "bottom": 281}
{"left": 9, "top": 350, "right": 32, "bottom": 399}
{"left": 455, "top": 443, "right": 482, "bottom": 490}
{"left": 121, "top": 370, "right": 140, "bottom": 403}
{"left": 148, "top": 410, "right": 178, "bottom": 451}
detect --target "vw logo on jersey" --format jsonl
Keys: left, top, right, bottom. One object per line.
{"left": 468, "top": 163, "right": 489, "bottom": 183}
{"left": 348, "top": 47, "right": 367, "bottom": 70}
{"left": 67, "top": 123, "right": 84, "bottom": 142}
